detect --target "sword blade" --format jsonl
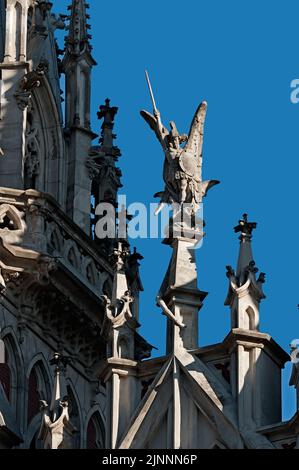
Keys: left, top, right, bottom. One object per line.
{"left": 145, "top": 70, "right": 158, "bottom": 113}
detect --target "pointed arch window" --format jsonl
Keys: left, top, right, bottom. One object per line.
{"left": 86, "top": 412, "right": 105, "bottom": 449}
{"left": 0, "top": 335, "right": 18, "bottom": 409}
{"left": 27, "top": 362, "right": 51, "bottom": 425}
{"left": 67, "top": 385, "right": 81, "bottom": 448}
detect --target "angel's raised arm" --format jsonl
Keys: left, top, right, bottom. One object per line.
{"left": 140, "top": 109, "right": 169, "bottom": 151}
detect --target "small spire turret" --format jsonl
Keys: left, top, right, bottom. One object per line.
{"left": 38, "top": 352, "right": 76, "bottom": 449}
{"left": 88, "top": 98, "right": 122, "bottom": 248}
{"left": 225, "top": 213, "right": 265, "bottom": 331}
{"left": 65, "top": 0, "right": 94, "bottom": 59}
{"left": 62, "top": 1, "right": 97, "bottom": 233}
{"left": 97, "top": 98, "right": 121, "bottom": 156}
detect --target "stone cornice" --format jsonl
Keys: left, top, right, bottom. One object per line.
{"left": 99, "top": 357, "right": 138, "bottom": 382}
{"left": 223, "top": 328, "right": 290, "bottom": 368}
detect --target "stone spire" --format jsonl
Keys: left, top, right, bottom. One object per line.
{"left": 88, "top": 99, "right": 122, "bottom": 250}
{"left": 63, "top": 0, "right": 96, "bottom": 129}
{"left": 65, "top": 0, "right": 93, "bottom": 58}
{"left": 88, "top": 99, "right": 144, "bottom": 323}
{"left": 224, "top": 215, "right": 289, "bottom": 434}
{"left": 225, "top": 213, "right": 265, "bottom": 331}
{"left": 100, "top": 242, "right": 140, "bottom": 449}
{"left": 38, "top": 352, "right": 76, "bottom": 449}
{"left": 88, "top": 99, "right": 122, "bottom": 207}
{"left": 49, "top": 353, "right": 69, "bottom": 422}
{"left": 62, "top": 1, "right": 97, "bottom": 233}
{"left": 101, "top": 241, "right": 138, "bottom": 359}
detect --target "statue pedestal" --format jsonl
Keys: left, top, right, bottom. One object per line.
{"left": 158, "top": 232, "right": 207, "bottom": 354}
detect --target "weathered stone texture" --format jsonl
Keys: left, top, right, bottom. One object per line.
{"left": 0, "top": 0, "right": 298, "bottom": 451}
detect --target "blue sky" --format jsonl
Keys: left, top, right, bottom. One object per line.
{"left": 56, "top": 0, "right": 299, "bottom": 419}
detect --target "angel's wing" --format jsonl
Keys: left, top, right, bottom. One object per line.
{"left": 140, "top": 110, "right": 169, "bottom": 143}
{"left": 184, "top": 101, "right": 207, "bottom": 158}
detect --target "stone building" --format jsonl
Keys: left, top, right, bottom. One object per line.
{"left": 0, "top": 0, "right": 298, "bottom": 449}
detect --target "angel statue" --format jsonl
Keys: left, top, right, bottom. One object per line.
{"left": 141, "top": 71, "right": 219, "bottom": 215}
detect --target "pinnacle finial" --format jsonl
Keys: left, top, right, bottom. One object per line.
{"left": 234, "top": 213, "right": 257, "bottom": 239}
{"left": 97, "top": 98, "right": 118, "bottom": 124}
{"left": 97, "top": 99, "right": 120, "bottom": 156}
{"left": 50, "top": 351, "right": 71, "bottom": 373}
{"left": 48, "top": 352, "right": 71, "bottom": 423}
{"left": 64, "top": 0, "right": 93, "bottom": 57}
{"left": 110, "top": 241, "right": 130, "bottom": 272}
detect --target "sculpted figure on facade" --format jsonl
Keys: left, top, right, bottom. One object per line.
{"left": 0, "top": 0, "right": 298, "bottom": 451}
{"left": 140, "top": 72, "right": 219, "bottom": 214}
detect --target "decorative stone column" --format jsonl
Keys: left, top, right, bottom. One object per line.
{"left": 100, "top": 242, "right": 139, "bottom": 449}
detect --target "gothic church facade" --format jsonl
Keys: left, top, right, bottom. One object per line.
{"left": 0, "top": 0, "right": 298, "bottom": 449}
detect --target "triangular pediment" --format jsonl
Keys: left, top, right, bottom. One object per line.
{"left": 119, "top": 351, "right": 244, "bottom": 449}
